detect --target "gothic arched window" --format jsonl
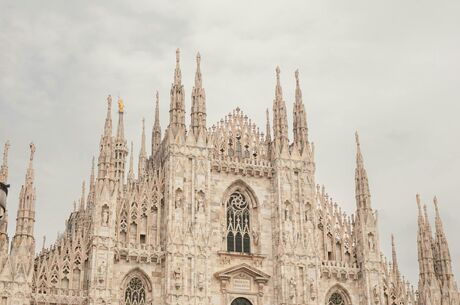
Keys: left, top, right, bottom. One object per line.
{"left": 226, "top": 192, "right": 251, "bottom": 253}
{"left": 328, "top": 292, "right": 346, "bottom": 305}
{"left": 124, "top": 277, "right": 146, "bottom": 305}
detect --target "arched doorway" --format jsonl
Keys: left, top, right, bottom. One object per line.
{"left": 231, "top": 297, "right": 252, "bottom": 305}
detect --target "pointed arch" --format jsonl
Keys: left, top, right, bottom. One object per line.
{"left": 221, "top": 179, "right": 259, "bottom": 208}
{"left": 325, "top": 284, "right": 352, "bottom": 305}
{"left": 121, "top": 268, "right": 152, "bottom": 305}
{"left": 222, "top": 179, "right": 259, "bottom": 254}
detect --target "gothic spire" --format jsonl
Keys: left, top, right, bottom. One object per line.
{"left": 391, "top": 234, "right": 400, "bottom": 276}
{"left": 98, "top": 95, "right": 114, "bottom": 179}
{"left": 79, "top": 180, "right": 86, "bottom": 211}
{"left": 138, "top": 118, "right": 147, "bottom": 178}
{"left": 169, "top": 48, "right": 186, "bottom": 136}
{"left": 293, "top": 70, "right": 309, "bottom": 151}
{"left": 272, "top": 66, "right": 289, "bottom": 151}
{"left": 151, "top": 91, "right": 162, "bottom": 155}
{"left": 104, "top": 95, "right": 113, "bottom": 138}
{"left": 191, "top": 52, "right": 207, "bottom": 137}
{"left": 265, "top": 109, "right": 271, "bottom": 143}
{"left": 114, "top": 97, "right": 128, "bottom": 183}
{"left": 433, "top": 196, "right": 455, "bottom": 283}
{"left": 128, "top": 141, "right": 134, "bottom": 182}
{"left": 354, "top": 132, "right": 371, "bottom": 211}
{"left": 87, "top": 156, "right": 96, "bottom": 209}
{"left": 0, "top": 140, "right": 10, "bottom": 183}
{"left": 13, "top": 143, "right": 37, "bottom": 241}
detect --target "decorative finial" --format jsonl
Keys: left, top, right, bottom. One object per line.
{"left": 118, "top": 97, "right": 124, "bottom": 113}
{"left": 156, "top": 90, "right": 159, "bottom": 103}
{"left": 295, "top": 69, "right": 299, "bottom": 85}
{"left": 355, "top": 131, "right": 360, "bottom": 147}
{"left": 176, "top": 48, "right": 180, "bottom": 64}
{"left": 196, "top": 52, "right": 201, "bottom": 66}
{"left": 433, "top": 196, "right": 440, "bottom": 215}
{"left": 42, "top": 235, "right": 46, "bottom": 250}
{"left": 2, "top": 140, "right": 10, "bottom": 166}
{"left": 416, "top": 193, "right": 421, "bottom": 206}
{"left": 29, "top": 142, "right": 36, "bottom": 162}
{"left": 107, "top": 95, "right": 112, "bottom": 108}
{"left": 276, "top": 66, "right": 280, "bottom": 81}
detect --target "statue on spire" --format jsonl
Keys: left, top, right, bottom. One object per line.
{"left": 29, "top": 142, "right": 36, "bottom": 162}
{"left": 118, "top": 97, "right": 124, "bottom": 113}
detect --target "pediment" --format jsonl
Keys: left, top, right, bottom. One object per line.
{"left": 214, "top": 263, "right": 270, "bottom": 283}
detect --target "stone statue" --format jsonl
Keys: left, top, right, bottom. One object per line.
{"left": 289, "top": 276, "right": 296, "bottom": 299}
{"left": 102, "top": 206, "right": 109, "bottom": 226}
{"left": 252, "top": 228, "right": 260, "bottom": 246}
{"left": 118, "top": 98, "right": 124, "bottom": 113}
{"left": 173, "top": 266, "right": 182, "bottom": 289}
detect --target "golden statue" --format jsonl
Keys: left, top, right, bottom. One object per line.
{"left": 118, "top": 98, "right": 124, "bottom": 113}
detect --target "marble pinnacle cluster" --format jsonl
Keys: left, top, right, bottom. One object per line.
{"left": 0, "top": 50, "right": 457, "bottom": 305}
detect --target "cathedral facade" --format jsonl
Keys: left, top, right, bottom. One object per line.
{"left": 0, "top": 50, "right": 458, "bottom": 305}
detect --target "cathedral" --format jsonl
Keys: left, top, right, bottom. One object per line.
{"left": 0, "top": 49, "right": 458, "bottom": 305}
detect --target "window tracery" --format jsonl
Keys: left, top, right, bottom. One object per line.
{"left": 226, "top": 192, "right": 251, "bottom": 253}
{"left": 124, "top": 277, "right": 146, "bottom": 305}
{"left": 328, "top": 292, "right": 346, "bottom": 305}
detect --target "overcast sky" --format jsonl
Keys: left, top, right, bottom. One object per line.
{"left": 1, "top": 0, "right": 459, "bottom": 285}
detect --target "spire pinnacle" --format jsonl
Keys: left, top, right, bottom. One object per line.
{"left": 293, "top": 69, "right": 309, "bottom": 150}
{"left": 191, "top": 52, "right": 207, "bottom": 136}
{"left": 195, "top": 52, "right": 202, "bottom": 88}
{"left": 104, "top": 95, "right": 113, "bottom": 136}
{"left": 79, "top": 180, "right": 86, "bottom": 211}
{"left": 265, "top": 108, "right": 271, "bottom": 142}
{"left": 128, "top": 141, "right": 134, "bottom": 181}
{"left": 272, "top": 66, "right": 289, "bottom": 149}
{"left": 354, "top": 132, "right": 372, "bottom": 211}
{"left": 275, "top": 66, "right": 282, "bottom": 98}
{"left": 391, "top": 234, "right": 400, "bottom": 275}
{"left": 169, "top": 49, "right": 186, "bottom": 135}
{"left": 26, "top": 142, "right": 36, "bottom": 182}
{"left": 174, "top": 48, "right": 182, "bottom": 85}
{"left": 0, "top": 140, "right": 10, "bottom": 183}
{"left": 138, "top": 119, "right": 147, "bottom": 178}
{"left": 355, "top": 131, "right": 363, "bottom": 165}
{"left": 152, "top": 91, "right": 162, "bottom": 155}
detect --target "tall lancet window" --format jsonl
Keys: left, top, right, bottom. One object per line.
{"left": 124, "top": 277, "right": 146, "bottom": 305}
{"left": 226, "top": 192, "right": 251, "bottom": 253}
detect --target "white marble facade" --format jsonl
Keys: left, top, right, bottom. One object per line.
{"left": 0, "top": 50, "right": 458, "bottom": 305}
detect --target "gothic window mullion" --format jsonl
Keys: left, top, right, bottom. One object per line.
{"left": 226, "top": 192, "right": 251, "bottom": 254}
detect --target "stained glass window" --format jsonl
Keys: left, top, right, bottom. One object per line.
{"left": 125, "top": 277, "right": 145, "bottom": 305}
{"left": 226, "top": 192, "right": 251, "bottom": 253}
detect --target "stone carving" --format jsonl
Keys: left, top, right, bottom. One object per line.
{"left": 289, "top": 276, "right": 296, "bottom": 299}
{"left": 173, "top": 266, "right": 182, "bottom": 289}
{"left": 1, "top": 51, "right": 456, "bottom": 305}
{"left": 196, "top": 190, "right": 205, "bottom": 212}
{"left": 197, "top": 272, "right": 205, "bottom": 290}
{"left": 101, "top": 205, "right": 109, "bottom": 226}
